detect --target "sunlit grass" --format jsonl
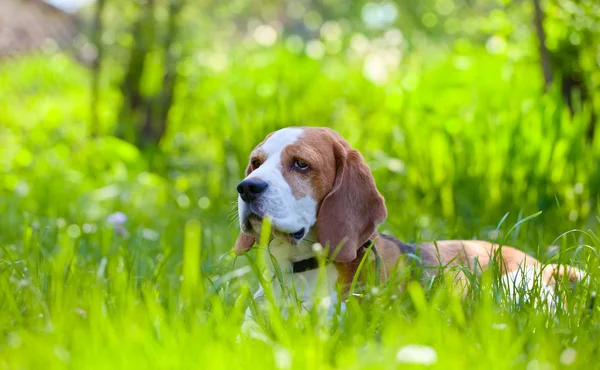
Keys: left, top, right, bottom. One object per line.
{"left": 1, "top": 45, "right": 600, "bottom": 368}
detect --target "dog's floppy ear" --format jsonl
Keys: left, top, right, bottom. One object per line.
{"left": 234, "top": 162, "right": 256, "bottom": 256}
{"left": 234, "top": 233, "right": 255, "bottom": 255}
{"left": 317, "top": 140, "right": 387, "bottom": 262}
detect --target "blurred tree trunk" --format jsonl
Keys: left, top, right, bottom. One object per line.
{"left": 532, "top": 0, "right": 552, "bottom": 89}
{"left": 140, "top": 0, "right": 185, "bottom": 149}
{"left": 116, "top": 0, "right": 185, "bottom": 154}
{"left": 90, "top": 0, "right": 106, "bottom": 137}
{"left": 553, "top": 44, "right": 596, "bottom": 141}
{"left": 116, "top": 0, "right": 156, "bottom": 144}
{"left": 533, "top": 0, "right": 596, "bottom": 141}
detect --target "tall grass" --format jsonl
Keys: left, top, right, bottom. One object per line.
{"left": 1, "top": 44, "right": 599, "bottom": 368}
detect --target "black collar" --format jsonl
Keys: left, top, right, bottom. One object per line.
{"left": 291, "top": 239, "right": 375, "bottom": 274}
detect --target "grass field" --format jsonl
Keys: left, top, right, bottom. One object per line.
{"left": 1, "top": 41, "right": 600, "bottom": 369}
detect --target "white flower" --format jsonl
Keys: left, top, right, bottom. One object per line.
{"left": 106, "top": 212, "right": 127, "bottom": 225}
{"left": 396, "top": 344, "right": 438, "bottom": 365}
{"left": 560, "top": 348, "right": 577, "bottom": 365}
{"left": 106, "top": 212, "right": 129, "bottom": 237}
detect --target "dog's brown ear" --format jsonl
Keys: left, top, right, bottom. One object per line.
{"left": 234, "top": 233, "right": 255, "bottom": 255}
{"left": 234, "top": 162, "right": 256, "bottom": 256}
{"left": 317, "top": 140, "right": 387, "bottom": 262}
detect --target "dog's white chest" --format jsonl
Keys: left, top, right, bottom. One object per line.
{"left": 245, "top": 235, "right": 341, "bottom": 327}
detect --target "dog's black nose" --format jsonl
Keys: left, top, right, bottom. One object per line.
{"left": 237, "top": 179, "right": 268, "bottom": 202}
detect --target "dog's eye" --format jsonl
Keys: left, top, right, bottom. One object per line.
{"left": 251, "top": 159, "right": 261, "bottom": 169}
{"left": 294, "top": 159, "right": 309, "bottom": 170}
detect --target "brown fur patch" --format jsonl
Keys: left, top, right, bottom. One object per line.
{"left": 281, "top": 128, "right": 339, "bottom": 201}
{"left": 316, "top": 140, "right": 387, "bottom": 262}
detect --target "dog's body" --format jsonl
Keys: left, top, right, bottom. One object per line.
{"left": 234, "top": 127, "right": 585, "bottom": 321}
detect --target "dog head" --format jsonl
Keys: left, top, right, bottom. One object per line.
{"left": 234, "top": 127, "right": 387, "bottom": 262}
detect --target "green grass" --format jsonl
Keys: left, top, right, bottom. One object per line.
{"left": 1, "top": 43, "right": 600, "bottom": 369}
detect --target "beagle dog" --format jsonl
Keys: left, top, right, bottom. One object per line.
{"left": 234, "top": 127, "right": 587, "bottom": 318}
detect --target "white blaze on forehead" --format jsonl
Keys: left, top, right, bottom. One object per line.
{"left": 248, "top": 127, "right": 304, "bottom": 181}
{"left": 260, "top": 127, "right": 304, "bottom": 157}
{"left": 243, "top": 127, "right": 317, "bottom": 233}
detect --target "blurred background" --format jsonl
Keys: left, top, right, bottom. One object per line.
{"left": 1, "top": 0, "right": 599, "bottom": 278}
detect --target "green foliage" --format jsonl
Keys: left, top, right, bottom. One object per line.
{"left": 1, "top": 4, "right": 600, "bottom": 366}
